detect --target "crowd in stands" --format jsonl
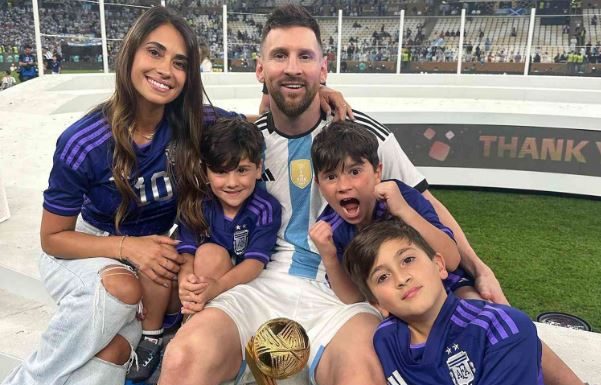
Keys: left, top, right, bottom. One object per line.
{"left": 3, "top": 0, "right": 601, "bottom": 72}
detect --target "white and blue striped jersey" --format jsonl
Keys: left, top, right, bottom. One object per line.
{"left": 254, "top": 110, "right": 427, "bottom": 282}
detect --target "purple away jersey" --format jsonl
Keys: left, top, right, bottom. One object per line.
{"left": 177, "top": 186, "right": 281, "bottom": 266}
{"left": 374, "top": 294, "right": 544, "bottom": 385}
{"left": 43, "top": 106, "right": 241, "bottom": 236}
{"left": 317, "top": 179, "right": 473, "bottom": 292}
{"left": 317, "top": 179, "right": 454, "bottom": 261}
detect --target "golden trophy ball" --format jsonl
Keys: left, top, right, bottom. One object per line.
{"left": 246, "top": 318, "right": 310, "bottom": 385}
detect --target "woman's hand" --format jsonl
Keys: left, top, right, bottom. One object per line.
{"left": 122, "top": 235, "right": 185, "bottom": 287}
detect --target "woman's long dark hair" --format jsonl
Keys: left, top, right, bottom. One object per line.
{"left": 97, "top": 6, "right": 208, "bottom": 234}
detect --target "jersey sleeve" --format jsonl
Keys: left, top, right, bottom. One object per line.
{"left": 395, "top": 180, "right": 454, "bottom": 240}
{"left": 379, "top": 133, "right": 428, "bottom": 192}
{"left": 176, "top": 220, "right": 202, "bottom": 255}
{"left": 43, "top": 145, "right": 90, "bottom": 217}
{"left": 477, "top": 310, "right": 543, "bottom": 385}
{"left": 316, "top": 205, "right": 347, "bottom": 261}
{"left": 243, "top": 196, "right": 281, "bottom": 265}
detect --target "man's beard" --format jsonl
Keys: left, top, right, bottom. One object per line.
{"left": 269, "top": 79, "right": 319, "bottom": 118}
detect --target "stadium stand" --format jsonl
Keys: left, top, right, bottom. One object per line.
{"left": 1, "top": 0, "right": 600, "bottom": 74}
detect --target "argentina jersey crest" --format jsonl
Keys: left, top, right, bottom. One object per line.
{"left": 233, "top": 224, "right": 249, "bottom": 256}
{"left": 446, "top": 346, "right": 476, "bottom": 385}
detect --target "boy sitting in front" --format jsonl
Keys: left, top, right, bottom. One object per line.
{"left": 177, "top": 118, "right": 281, "bottom": 314}
{"left": 343, "top": 221, "right": 543, "bottom": 385}
{"left": 309, "top": 121, "right": 478, "bottom": 303}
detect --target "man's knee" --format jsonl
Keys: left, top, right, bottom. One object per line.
{"left": 161, "top": 308, "right": 242, "bottom": 380}
{"left": 100, "top": 265, "right": 142, "bottom": 305}
{"left": 316, "top": 313, "right": 384, "bottom": 385}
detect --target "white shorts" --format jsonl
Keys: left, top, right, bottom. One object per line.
{"left": 208, "top": 269, "right": 381, "bottom": 385}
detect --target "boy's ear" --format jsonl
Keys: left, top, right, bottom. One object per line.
{"left": 314, "top": 173, "right": 320, "bottom": 185}
{"left": 371, "top": 301, "right": 390, "bottom": 318}
{"left": 255, "top": 160, "right": 263, "bottom": 179}
{"left": 433, "top": 253, "right": 449, "bottom": 280}
{"left": 375, "top": 163, "right": 383, "bottom": 183}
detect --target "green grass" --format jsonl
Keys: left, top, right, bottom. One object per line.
{"left": 431, "top": 188, "right": 601, "bottom": 331}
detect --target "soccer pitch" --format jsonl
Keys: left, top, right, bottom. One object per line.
{"left": 433, "top": 188, "right": 601, "bottom": 331}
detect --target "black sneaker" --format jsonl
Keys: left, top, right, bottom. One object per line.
{"left": 127, "top": 339, "right": 163, "bottom": 383}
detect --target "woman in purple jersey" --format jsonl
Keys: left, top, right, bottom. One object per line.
{"left": 1, "top": 7, "right": 207, "bottom": 385}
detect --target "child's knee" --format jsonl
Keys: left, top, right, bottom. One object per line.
{"left": 100, "top": 265, "right": 142, "bottom": 305}
{"left": 194, "top": 243, "right": 232, "bottom": 274}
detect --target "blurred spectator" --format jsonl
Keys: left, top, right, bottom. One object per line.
{"left": 51, "top": 52, "right": 61, "bottom": 74}
{"left": 18, "top": 44, "right": 37, "bottom": 82}
{"left": 199, "top": 41, "right": 212, "bottom": 72}
{"left": 1, "top": 69, "right": 16, "bottom": 90}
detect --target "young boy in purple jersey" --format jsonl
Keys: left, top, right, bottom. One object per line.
{"left": 175, "top": 118, "right": 281, "bottom": 316}
{"left": 343, "top": 221, "right": 544, "bottom": 385}
{"left": 309, "top": 121, "right": 478, "bottom": 303}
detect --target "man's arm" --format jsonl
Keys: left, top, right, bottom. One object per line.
{"left": 422, "top": 190, "right": 509, "bottom": 305}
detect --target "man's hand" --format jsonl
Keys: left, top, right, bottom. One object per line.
{"left": 309, "top": 220, "right": 338, "bottom": 266}
{"left": 319, "top": 86, "right": 354, "bottom": 122}
{"left": 474, "top": 266, "right": 509, "bottom": 305}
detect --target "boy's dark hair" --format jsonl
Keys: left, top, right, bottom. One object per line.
{"left": 261, "top": 4, "right": 322, "bottom": 51}
{"left": 343, "top": 220, "right": 436, "bottom": 303}
{"left": 5, "top": 70, "right": 11, "bottom": 75}
{"left": 24, "top": 44, "right": 32, "bottom": 49}
{"left": 312, "top": 120, "right": 380, "bottom": 178}
{"left": 200, "top": 118, "right": 264, "bottom": 173}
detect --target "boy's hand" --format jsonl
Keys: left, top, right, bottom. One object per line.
{"left": 309, "top": 220, "right": 338, "bottom": 266}
{"left": 179, "top": 273, "right": 208, "bottom": 314}
{"left": 189, "top": 276, "right": 224, "bottom": 311}
{"left": 374, "top": 181, "right": 409, "bottom": 219}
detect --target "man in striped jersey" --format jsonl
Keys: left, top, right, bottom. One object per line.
{"left": 159, "top": 4, "right": 570, "bottom": 385}
{"left": 344, "top": 221, "right": 543, "bottom": 385}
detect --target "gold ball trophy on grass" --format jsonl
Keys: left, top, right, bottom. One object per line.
{"left": 246, "top": 318, "right": 310, "bottom": 385}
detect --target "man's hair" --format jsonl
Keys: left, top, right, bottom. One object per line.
{"left": 200, "top": 117, "right": 264, "bottom": 173}
{"left": 343, "top": 220, "right": 436, "bottom": 303}
{"left": 261, "top": 4, "right": 322, "bottom": 51}
{"left": 24, "top": 44, "right": 32, "bottom": 49}
{"left": 312, "top": 120, "right": 379, "bottom": 178}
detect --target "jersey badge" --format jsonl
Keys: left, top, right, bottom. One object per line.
{"left": 234, "top": 224, "right": 249, "bottom": 255}
{"left": 446, "top": 348, "right": 476, "bottom": 385}
{"left": 290, "top": 159, "right": 312, "bottom": 189}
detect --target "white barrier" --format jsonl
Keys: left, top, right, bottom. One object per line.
{"left": 0, "top": 172, "right": 10, "bottom": 223}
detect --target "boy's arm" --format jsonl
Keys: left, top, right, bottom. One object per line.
{"left": 195, "top": 197, "right": 282, "bottom": 305}
{"left": 309, "top": 221, "right": 364, "bottom": 304}
{"left": 376, "top": 181, "right": 460, "bottom": 270}
{"left": 201, "top": 259, "right": 264, "bottom": 301}
{"left": 422, "top": 190, "right": 508, "bottom": 305}
{"left": 178, "top": 252, "right": 209, "bottom": 314}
